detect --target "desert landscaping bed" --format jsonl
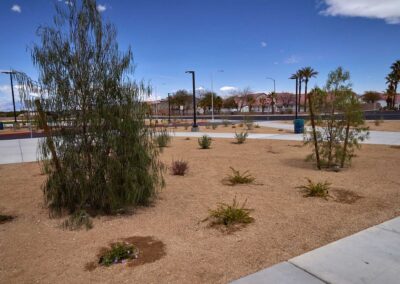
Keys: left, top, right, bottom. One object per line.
{"left": 1, "top": 138, "right": 400, "bottom": 283}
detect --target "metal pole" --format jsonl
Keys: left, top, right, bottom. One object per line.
{"left": 295, "top": 78, "right": 298, "bottom": 119}
{"left": 211, "top": 73, "right": 214, "bottom": 122}
{"left": 185, "top": 71, "right": 198, "bottom": 130}
{"left": 168, "top": 93, "right": 171, "bottom": 123}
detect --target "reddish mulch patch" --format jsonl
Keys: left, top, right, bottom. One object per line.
{"left": 85, "top": 236, "right": 166, "bottom": 271}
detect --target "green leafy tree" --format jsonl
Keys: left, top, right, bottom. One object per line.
{"left": 170, "top": 90, "right": 191, "bottom": 115}
{"left": 198, "top": 92, "right": 222, "bottom": 113}
{"left": 223, "top": 95, "right": 239, "bottom": 110}
{"left": 362, "top": 91, "right": 381, "bottom": 103}
{"left": 15, "top": 0, "right": 164, "bottom": 215}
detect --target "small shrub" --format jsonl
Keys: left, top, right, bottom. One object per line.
{"left": 156, "top": 128, "right": 171, "bottom": 148}
{"left": 212, "top": 123, "right": 218, "bottom": 130}
{"left": 99, "top": 242, "right": 139, "bottom": 266}
{"left": 244, "top": 117, "right": 254, "bottom": 130}
{"left": 238, "top": 122, "right": 244, "bottom": 127}
{"left": 62, "top": 210, "right": 93, "bottom": 230}
{"left": 223, "top": 119, "right": 229, "bottom": 127}
{"left": 205, "top": 123, "right": 211, "bottom": 129}
{"left": 297, "top": 178, "right": 330, "bottom": 198}
{"left": 206, "top": 197, "right": 254, "bottom": 227}
{"left": 227, "top": 167, "right": 255, "bottom": 185}
{"left": 254, "top": 124, "right": 260, "bottom": 128}
{"left": 374, "top": 119, "right": 380, "bottom": 126}
{"left": 183, "top": 123, "right": 190, "bottom": 130}
{"left": 171, "top": 159, "right": 189, "bottom": 176}
{"left": 235, "top": 132, "right": 248, "bottom": 144}
{"left": 198, "top": 135, "right": 212, "bottom": 149}
{"left": 232, "top": 125, "right": 236, "bottom": 129}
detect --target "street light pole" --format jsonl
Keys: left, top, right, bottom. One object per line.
{"left": 185, "top": 71, "right": 198, "bottom": 131}
{"left": 167, "top": 92, "right": 171, "bottom": 123}
{"left": 1, "top": 70, "right": 17, "bottom": 123}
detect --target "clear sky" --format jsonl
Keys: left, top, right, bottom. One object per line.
{"left": 0, "top": 0, "right": 399, "bottom": 109}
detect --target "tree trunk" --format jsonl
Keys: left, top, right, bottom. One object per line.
{"left": 308, "top": 92, "right": 321, "bottom": 170}
{"left": 304, "top": 79, "right": 308, "bottom": 113}
{"left": 298, "top": 80, "right": 302, "bottom": 112}
{"left": 341, "top": 120, "right": 351, "bottom": 168}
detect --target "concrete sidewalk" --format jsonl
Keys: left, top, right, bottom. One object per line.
{"left": 1, "top": 127, "right": 400, "bottom": 164}
{"left": 231, "top": 216, "right": 400, "bottom": 284}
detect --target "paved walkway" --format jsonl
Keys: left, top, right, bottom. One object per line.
{"left": 1, "top": 125, "right": 400, "bottom": 164}
{"left": 231, "top": 216, "right": 400, "bottom": 284}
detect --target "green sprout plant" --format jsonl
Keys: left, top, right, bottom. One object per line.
{"left": 297, "top": 178, "right": 331, "bottom": 198}
{"left": 227, "top": 167, "right": 255, "bottom": 185}
{"left": 198, "top": 135, "right": 212, "bottom": 149}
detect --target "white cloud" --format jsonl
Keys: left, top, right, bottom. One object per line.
{"left": 11, "top": 4, "right": 21, "bottom": 13}
{"left": 284, "top": 55, "right": 300, "bottom": 64}
{"left": 261, "top": 41, "right": 267, "bottom": 47}
{"left": 319, "top": 0, "right": 400, "bottom": 24}
{"left": 97, "top": 4, "right": 107, "bottom": 12}
{"left": 196, "top": 86, "right": 205, "bottom": 91}
{"left": 220, "top": 86, "right": 238, "bottom": 93}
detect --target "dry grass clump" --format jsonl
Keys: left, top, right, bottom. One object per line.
{"left": 206, "top": 197, "right": 254, "bottom": 228}
{"left": 155, "top": 128, "right": 171, "bottom": 148}
{"left": 297, "top": 178, "right": 330, "bottom": 198}
{"left": 226, "top": 167, "right": 255, "bottom": 185}
{"left": 235, "top": 132, "right": 248, "bottom": 144}
{"left": 62, "top": 210, "right": 93, "bottom": 231}
{"left": 171, "top": 160, "right": 189, "bottom": 176}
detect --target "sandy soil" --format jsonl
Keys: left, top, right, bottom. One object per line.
{"left": 364, "top": 120, "right": 400, "bottom": 132}
{"left": 1, "top": 139, "right": 400, "bottom": 283}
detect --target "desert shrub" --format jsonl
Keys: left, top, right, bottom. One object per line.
{"left": 254, "top": 124, "right": 260, "bottom": 128}
{"left": 227, "top": 167, "right": 255, "bottom": 185}
{"left": 99, "top": 242, "right": 138, "bottom": 266}
{"left": 156, "top": 128, "right": 171, "bottom": 148}
{"left": 235, "top": 132, "right": 248, "bottom": 144}
{"left": 223, "top": 119, "right": 229, "bottom": 127}
{"left": 62, "top": 210, "right": 93, "bottom": 231}
{"left": 232, "top": 125, "right": 236, "bottom": 129}
{"left": 14, "top": 1, "right": 165, "bottom": 215}
{"left": 206, "top": 197, "right": 254, "bottom": 226}
{"left": 238, "top": 122, "right": 244, "bottom": 127}
{"left": 171, "top": 159, "right": 189, "bottom": 176}
{"left": 374, "top": 119, "right": 384, "bottom": 126}
{"left": 205, "top": 123, "right": 211, "bottom": 129}
{"left": 297, "top": 178, "right": 330, "bottom": 198}
{"left": 198, "top": 135, "right": 212, "bottom": 149}
{"left": 183, "top": 123, "right": 190, "bottom": 130}
{"left": 244, "top": 117, "right": 254, "bottom": 130}
{"left": 212, "top": 123, "right": 218, "bottom": 130}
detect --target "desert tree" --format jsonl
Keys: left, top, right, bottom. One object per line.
{"left": 170, "top": 90, "right": 191, "bottom": 115}
{"left": 15, "top": 0, "right": 164, "bottom": 215}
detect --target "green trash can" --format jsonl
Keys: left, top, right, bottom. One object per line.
{"left": 0, "top": 122, "right": 3, "bottom": 130}
{"left": 293, "top": 119, "right": 304, "bottom": 134}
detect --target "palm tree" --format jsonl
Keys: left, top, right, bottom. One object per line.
{"left": 300, "top": 67, "right": 318, "bottom": 112}
{"left": 386, "top": 72, "right": 397, "bottom": 108}
{"left": 296, "top": 70, "right": 303, "bottom": 113}
{"left": 289, "top": 73, "right": 299, "bottom": 117}
{"left": 390, "top": 60, "right": 400, "bottom": 107}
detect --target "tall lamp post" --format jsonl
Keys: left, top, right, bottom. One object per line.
{"left": 210, "top": 70, "right": 224, "bottom": 122}
{"left": 266, "top": 77, "right": 276, "bottom": 114}
{"left": 289, "top": 75, "right": 299, "bottom": 119}
{"left": 1, "top": 70, "right": 17, "bottom": 123}
{"left": 167, "top": 92, "right": 171, "bottom": 123}
{"left": 185, "top": 71, "right": 199, "bottom": 131}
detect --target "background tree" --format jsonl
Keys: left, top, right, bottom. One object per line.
{"left": 198, "top": 91, "right": 222, "bottom": 113}
{"left": 170, "top": 90, "right": 191, "bottom": 115}
{"left": 15, "top": 0, "right": 164, "bottom": 215}
{"left": 223, "top": 95, "right": 239, "bottom": 111}
{"left": 300, "top": 67, "right": 318, "bottom": 112}
{"left": 258, "top": 95, "right": 269, "bottom": 113}
{"left": 278, "top": 93, "right": 295, "bottom": 108}
{"left": 362, "top": 91, "right": 381, "bottom": 104}
{"left": 244, "top": 94, "right": 256, "bottom": 112}
{"left": 269, "top": 92, "right": 277, "bottom": 114}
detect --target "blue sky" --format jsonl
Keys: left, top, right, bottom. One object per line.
{"left": 0, "top": 0, "right": 399, "bottom": 109}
